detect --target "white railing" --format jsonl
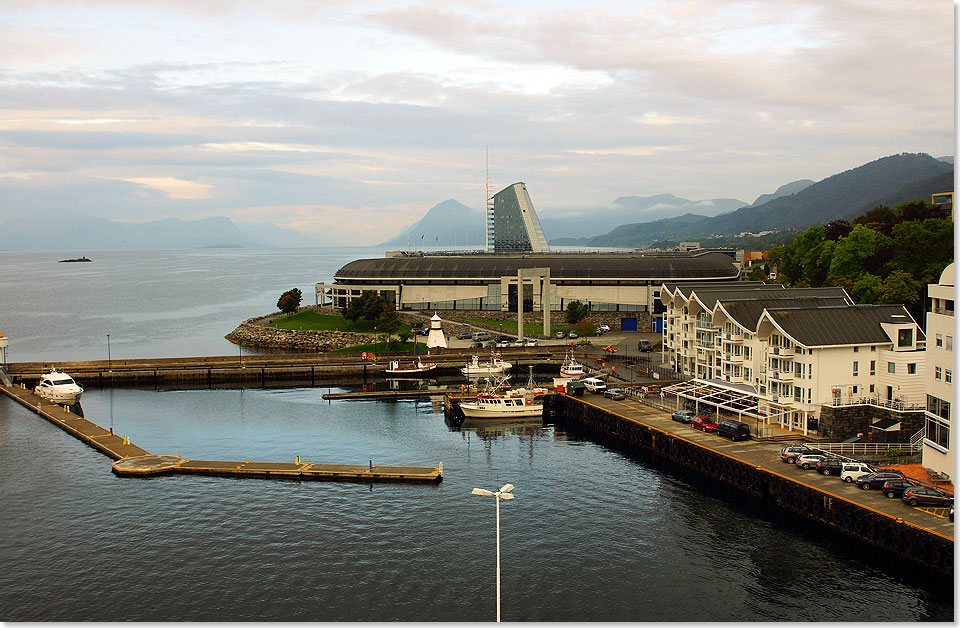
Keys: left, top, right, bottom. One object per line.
{"left": 809, "top": 433, "right": 924, "bottom": 458}
{"left": 829, "top": 395, "right": 925, "bottom": 412}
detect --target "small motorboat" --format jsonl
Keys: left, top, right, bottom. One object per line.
{"left": 382, "top": 358, "right": 437, "bottom": 377}
{"left": 35, "top": 369, "right": 83, "bottom": 404}
{"left": 58, "top": 256, "right": 92, "bottom": 263}
{"left": 559, "top": 351, "right": 586, "bottom": 377}
{"left": 460, "top": 353, "right": 513, "bottom": 376}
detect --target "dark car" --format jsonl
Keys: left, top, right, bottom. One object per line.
{"left": 881, "top": 478, "right": 920, "bottom": 499}
{"left": 456, "top": 332, "right": 473, "bottom": 340}
{"left": 638, "top": 340, "right": 653, "bottom": 352}
{"left": 856, "top": 470, "right": 906, "bottom": 490}
{"left": 691, "top": 415, "right": 718, "bottom": 433}
{"left": 671, "top": 410, "right": 695, "bottom": 424}
{"left": 419, "top": 328, "right": 430, "bottom": 336}
{"left": 716, "top": 420, "right": 750, "bottom": 441}
{"left": 603, "top": 388, "right": 626, "bottom": 400}
{"left": 902, "top": 486, "right": 954, "bottom": 507}
{"left": 817, "top": 458, "right": 845, "bottom": 476}
{"left": 470, "top": 340, "right": 484, "bottom": 348}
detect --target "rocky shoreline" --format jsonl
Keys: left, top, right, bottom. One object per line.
{"left": 224, "top": 309, "right": 376, "bottom": 352}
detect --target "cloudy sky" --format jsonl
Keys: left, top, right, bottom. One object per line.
{"left": 0, "top": 0, "right": 953, "bottom": 244}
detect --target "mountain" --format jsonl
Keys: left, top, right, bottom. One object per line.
{"left": 0, "top": 210, "right": 332, "bottom": 250}
{"left": 585, "top": 153, "right": 953, "bottom": 247}
{"left": 749, "top": 179, "right": 814, "bottom": 207}
{"left": 235, "top": 222, "right": 338, "bottom": 247}
{"left": 539, "top": 194, "right": 745, "bottom": 240}
{"left": 379, "top": 199, "right": 486, "bottom": 248}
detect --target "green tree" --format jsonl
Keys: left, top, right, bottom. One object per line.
{"left": 573, "top": 318, "right": 596, "bottom": 337}
{"left": 342, "top": 291, "right": 387, "bottom": 324}
{"left": 827, "top": 225, "right": 892, "bottom": 284}
{"left": 853, "top": 204, "right": 897, "bottom": 236}
{"left": 890, "top": 218, "right": 953, "bottom": 280}
{"left": 376, "top": 304, "right": 403, "bottom": 337}
{"left": 565, "top": 300, "right": 589, "bottom": 324}
{"left": 746, "top": 265, "right": 767, "bottom": 281}
{"left": 850, "top": 273, "right": 881, "bottom": 304}
{"left": 277, "top": 288, "right": 303, "bottom": 313}
{"left": 876, "top": 270, "right": 921, "bottom": 307}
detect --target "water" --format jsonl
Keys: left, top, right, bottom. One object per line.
{"left": 0, "top": 249, "right": 954, "bottom": 621}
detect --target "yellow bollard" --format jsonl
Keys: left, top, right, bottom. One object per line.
{"left": 122, "top": 435, "right": 129, "bottom": 445}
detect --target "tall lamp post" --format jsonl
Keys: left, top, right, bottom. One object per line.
{"left": 471, "top": 483, "right": 515, "bottom": 622}
{"left": 106, "top": 334, "right": 111, "bottom": 369}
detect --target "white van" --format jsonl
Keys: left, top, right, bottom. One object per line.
{"left": 582, "top": 377, "right": 607, "bottom": 393}
{"left": 839, "top": 462, "right": 875, "bottom": 483}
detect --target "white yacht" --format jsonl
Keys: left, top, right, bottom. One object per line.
{"left": 459, "top": 387, "right": 543, "bottom": 418}
{"left": 460, "top": 354, "right": 513, "bottom": 376}
{"left": 35, "top": 369, "right": 83, "bottom": 404}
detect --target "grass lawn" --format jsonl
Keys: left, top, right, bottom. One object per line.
{"left": 269, "top": 310, "right": 376, "bottom": 332}
{"left": 464, "top": 317, "right": 571, "bottom": 336}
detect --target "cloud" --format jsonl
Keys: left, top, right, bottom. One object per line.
{"left": 121, "top": 177, "right": 214, "bottom": 199}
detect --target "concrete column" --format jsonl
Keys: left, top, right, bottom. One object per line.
{"left": 543, "top": 279, "right": 551, "bottom": 338}
{"left": 500, "top": 276, "right": 510, "bottom": 311}
{"left": 315, "top": 282, "right": 325, "bottom": 306}
{"left": 517, "top": 271, "right": 524, "bottom": 342}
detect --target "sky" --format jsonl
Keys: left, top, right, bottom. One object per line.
{"left": 0, "top": 0, "right": 954, "bottom": 245}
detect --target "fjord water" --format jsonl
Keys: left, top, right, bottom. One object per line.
{"left": 0, "top": 249, "right": 953, "bottom": 621}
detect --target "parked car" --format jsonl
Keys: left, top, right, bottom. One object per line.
{"left": 902, "top": 486, "right": 954, "bottom": 507}
{"left": 568, "top": 331, "right": 579, "bottom": 339}
{"left": 817, "top": 458, "right": 845, "bottom": 476}
{"left": 603, "top": 388, "right": 626, "bottom": 400}
{"left": 671, "top": 409, "right": 695, "bottom": 424}
{"left": 484, "top": 341, "right": 497, "bottom": 348}
{"left": 637, "top": 340, "right": 653, "bottom": 352}
{"left": 856, "top": 470, "right": 906, "bottom": 490}
{"left": 839, "top": 462, "right": 875, "bottom": 483}
{"left": 595, "top": 328, "right": 606, "bottom": 336}
{"left": 881, "top": 479, "right": 920, "bottom": 499}
{"left": 780, "top": 445, "right": 803, "bottom": 464}
{"left": 582, "top": 377, "right": 607, "bottom": 393}
{"left": 419, "top": 328, "right": 430, "bottom": 336}
{"left": 472, "top": 331, "right": 491, "bottom": 341}
{"left": 471, "top": 340, "right": 484, "bottom": 348}
{"left": 691, "top": 415, "right": 718, "bottom": 433}
{"left": 796, "top": 454, "right": 829, "bottom": 470}
{"left": 556, "top": 331, "right": 566, "bottom": 339}
{"left": 525, "top": 339, "right": 538, "bottom": 346}
{"left": 456, "top": 332, "right": 473, "bottom": 340}
{"left": 598, "top": 324, "right": 611, "bottom": 332}
{"left": 716, "top": 419, "right": 750, "bottom": 441}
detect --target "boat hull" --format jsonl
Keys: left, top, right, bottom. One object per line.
{"left": 459, "top": 403, "right": 543, "bottom": 418}
{"left": 36, "top": 388, "right": 82, "bottom": 404}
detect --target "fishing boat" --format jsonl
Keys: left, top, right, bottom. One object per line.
{"left": 559, "top": 351, "right": 586, "bottom": 377}
{"left": 382, "top": 357, "right": 437, "bottom": 377}
{"left": 458, "top": 383, "right": 543, "bottom": 419}
{"left": 460, "top": 353, "right": 512, "bottom": 376}
{"left": 35, "top": 369, "right": 83, "bottom": 404}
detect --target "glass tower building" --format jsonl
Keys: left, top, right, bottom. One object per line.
{"left": 488, "top": 182, "right": 549, "bottom": 253}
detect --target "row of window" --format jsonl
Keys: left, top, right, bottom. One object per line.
{"left": 933, "top": 366, "right": 953, "bottom": 383}
{"left": 852, "top": 360, "right": 918, "bottom": 376}
{"left": 934, "top": 332, "right": 954, "bottom": 350}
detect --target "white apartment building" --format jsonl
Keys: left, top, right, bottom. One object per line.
{"left": 660, "top": 283, "right": 926, "bottom": 436}
{"left": 922, "top": 263, "right": 954, "bottom": 479}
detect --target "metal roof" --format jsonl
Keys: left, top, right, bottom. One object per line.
{"left": 334, "top": 251, "right": 740, "bottom": 281}
{"left": 717, "top": 291, "right": 852, "bottom": 330}
{"left": 762, "top": 304, "right": 923, "bottom": 347}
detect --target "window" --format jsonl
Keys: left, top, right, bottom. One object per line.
{"left": 870, "top": 345, "right": 876, "bottom": 352}
{"left": 947, "top": 369, "right": 953, "bottom": 384}
{"left": 888, "top": 363, "right": 896, "bottom": 374}
{"left": 936, "top": 333, "right": 943, "bottom": 347}
{"left": 870, "top": 360, "right": 876, "bottom": 376}
{"left": 898, "top": 328, "right": 913, "bottom": 347}
{"left": 869, "top": 384, "right": 875, "bottom": 393}
{"left": 853, "top": 346, "right": 859, "bottom": 353}
{"left": 853, "top": 361, "right": 859, "bottom": 376}
{"left": 925, "top": 414, "right": 950, "bottom": 449}
{"left": 947, "top": 335, "right": 953, "bottom": 351}
{"left": 935, "top": 366, "right": 942, "bottom": 380}
{"left": 907, "top": 363, "right": 917, "bottom": 375}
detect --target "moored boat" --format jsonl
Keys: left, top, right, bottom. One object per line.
{"left": 383, "top": 358, "right": 437, "bottom": 377}
{"left": 35, "top": 369, "right": 83, "bottom": 404}
{"left": 460, "top": 353, "right": 512, "bottom": 376}
{"left": 458, "top": 386, "right": 543, "bottom": 418}
{"left": 559, "top": 351, "right": 586, "bottom": 377}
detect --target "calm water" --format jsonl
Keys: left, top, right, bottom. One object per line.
{"left": 0, "top": 249, "right": 954, "bottom": 621}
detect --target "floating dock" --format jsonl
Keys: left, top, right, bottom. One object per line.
{"left": 0, "top": 383, "right": 442, "bottom": 484}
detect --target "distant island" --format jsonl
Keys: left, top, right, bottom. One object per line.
{"left": 199, "top": 244, "right": 244, "bottom": 249}
{"left": 58, "top": 256, "right": 92, "bottom": 263}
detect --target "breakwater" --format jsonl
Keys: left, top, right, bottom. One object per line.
{"left": 544, "top": 394, "right": 953, "bottom": 579}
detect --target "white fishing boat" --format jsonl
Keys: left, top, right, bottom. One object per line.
{"left": 459, "top": 386, "right": 543, "bottom": 418}
{"left": 35, "top": 369, "right": 83, "bottom": 404}
{"left": 382, "top": 357, "right": 437, "bottom": 377}
{"left": 559, "top": 351, "right": 586, "bottom": 378}
{"left": 460, "top": 353, "right": 512, "bottom": 376}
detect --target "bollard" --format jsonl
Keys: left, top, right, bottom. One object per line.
{"left": 109, "top": 427, "right": 113, "bottom": 435}
{"left": 369, "top": 459, "right": 373, "bottom": 470}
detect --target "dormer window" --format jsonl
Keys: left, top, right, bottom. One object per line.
{"left": 897, "top": 328, "right": 913, "bottom": 348}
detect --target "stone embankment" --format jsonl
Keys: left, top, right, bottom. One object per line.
{"left": 225, "top": 308, "right": 373, "bottom": 352}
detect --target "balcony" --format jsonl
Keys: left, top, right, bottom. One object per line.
{"left": 771, "top": 346, "right": 794, "bottom": 356}
{"left": 721, "top": 353, "right": 744, "bottom": 364}
{"left": 770, "top": 371, "right": 794, "bottom": 382}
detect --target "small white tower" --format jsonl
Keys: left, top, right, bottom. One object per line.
{"left": 0, "top": 331, "right": 7, "bottom": 365}
{"left": 426, "top": 313, "right": 447, "bottom": 349}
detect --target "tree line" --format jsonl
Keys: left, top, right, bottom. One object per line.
{"left": 763, "top": 199, "right": 952, "bottom": 322}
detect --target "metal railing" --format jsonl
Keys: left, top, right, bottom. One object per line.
{"left": 829, "top": 395, "right": 925, "bottom": 412}
{"left": 806, "top": 430, "right": 925, "bottom": 458}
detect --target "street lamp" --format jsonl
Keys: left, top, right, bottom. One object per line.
{"left": 106, "top": 334, "right": 111, "bottom": 369}
{"left": 471, "top": 483, "right": 516, "bottom": 622}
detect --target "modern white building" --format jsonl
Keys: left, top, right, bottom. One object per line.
{"left": 922, "top": 263, "right": 954, "bottom": 479}
{"left": 660, "top": 282, "right": 926, "bottom": 436}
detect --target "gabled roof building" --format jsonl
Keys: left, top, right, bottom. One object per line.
{"left": 660, "top": 282, "right": 926, "bottom": 437}
{"left": 922, "top": 263, "right": 954, "bottom": 479}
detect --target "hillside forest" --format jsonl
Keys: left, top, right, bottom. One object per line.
{"left": 763, "top": 200, "right": 952, "bottom": 324}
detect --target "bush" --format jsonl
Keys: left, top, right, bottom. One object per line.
{"left": 565, "top": 300, "right": 589, "bottom": 324}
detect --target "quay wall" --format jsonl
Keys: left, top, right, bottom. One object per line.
{"left": 544, "top": 394, "right": 953, "bottom": 578}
